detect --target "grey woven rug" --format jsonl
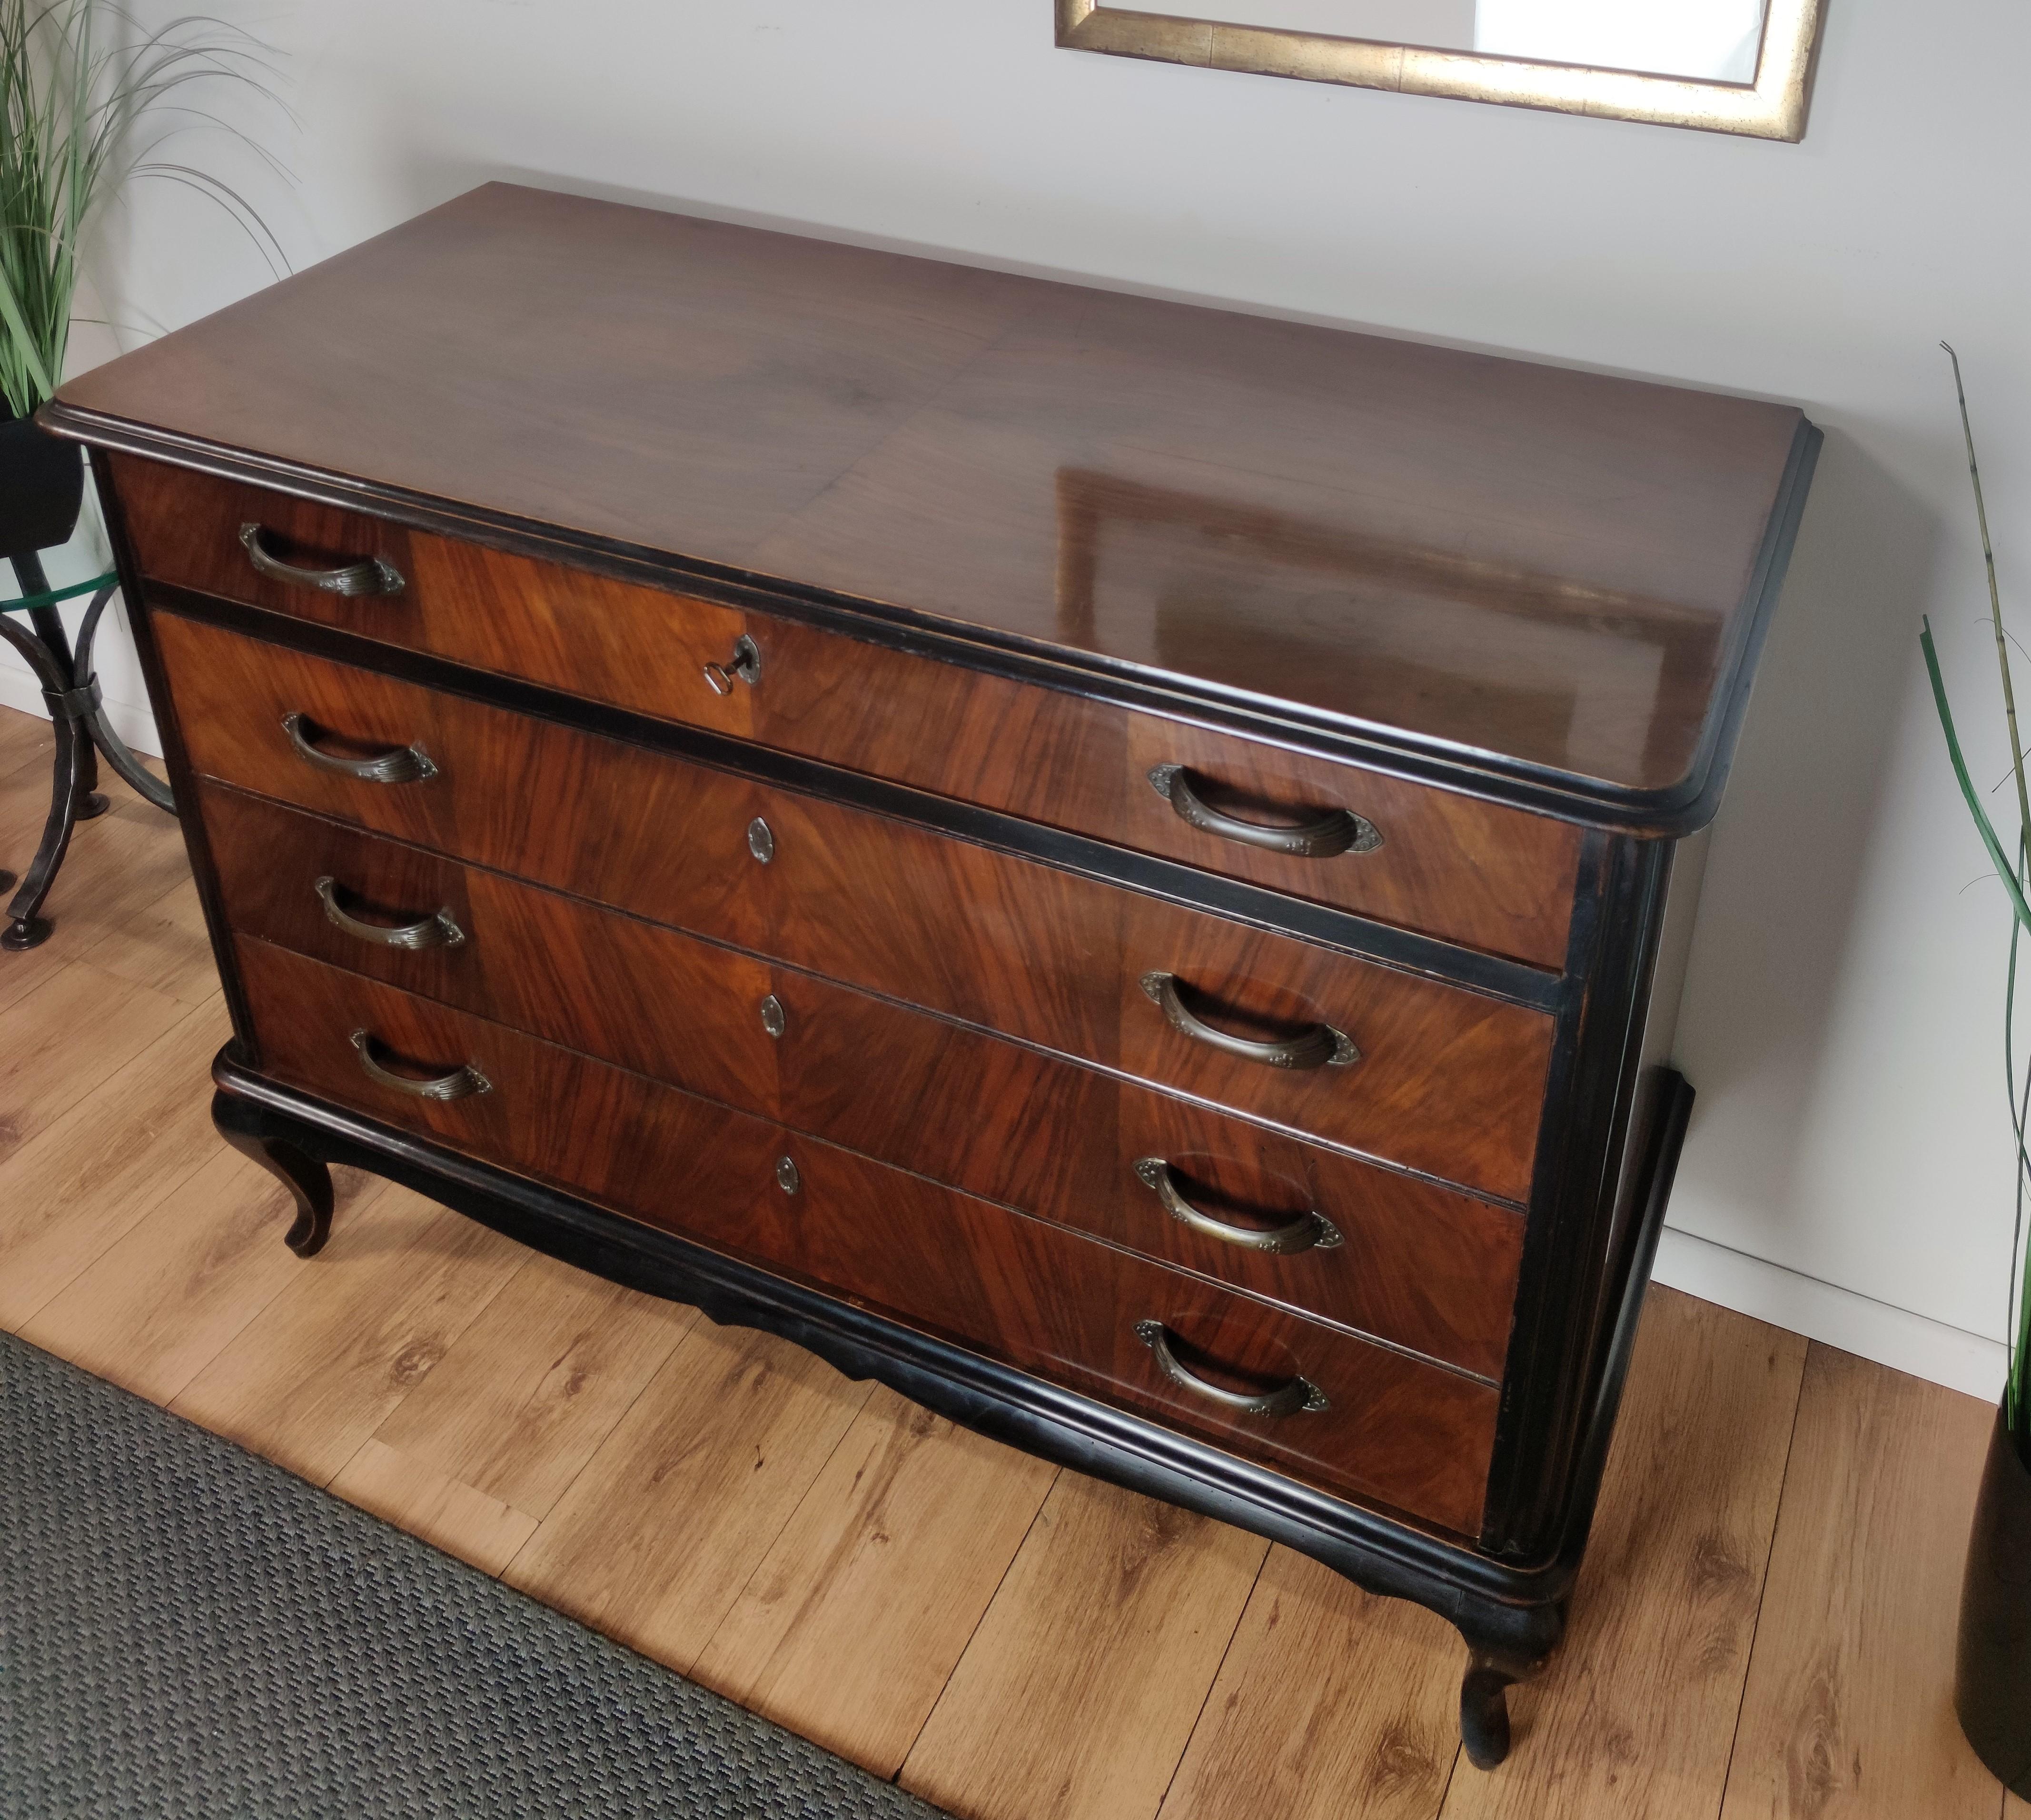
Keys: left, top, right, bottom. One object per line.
{"left": 0, "top": 1329, "right": 952, "bottom": 1820}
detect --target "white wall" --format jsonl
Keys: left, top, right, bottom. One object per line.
{"left": 20, "top": 0, "right": 2027, "bottom": 1396}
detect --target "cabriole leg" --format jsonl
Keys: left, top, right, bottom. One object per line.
{"left": 212, "top": 1092, "right": 334, "bottom": 1257}
{"left": 1460, "top": 1653, "right": 1523, "bottom": 1770}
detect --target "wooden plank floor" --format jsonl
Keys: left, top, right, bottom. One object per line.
{"left": 0, "top": 699, "right": 2010, "bottom": 1819}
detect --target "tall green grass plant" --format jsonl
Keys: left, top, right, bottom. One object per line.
{"left": 0, "top": 0, "right": 285, "bottom": 418}
{"left": 1927, "top": 342, "right": 2031, "bottom": 1458}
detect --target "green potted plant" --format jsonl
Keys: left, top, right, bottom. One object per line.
{"left": 1926, "top": 345, "right": 2031, "bottom": 1798}
{"left": 0, "top": 0, "right": 283, "bottom": 560}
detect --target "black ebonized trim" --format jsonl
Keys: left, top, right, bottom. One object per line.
{"left": 1557, "top": 1068, "right": 1697, "bottom": 1568}
{"left": 149, "top": 585, "right": 1569, "bottom": 1014}
{"left": 1668, "top": 418, "right": 1822, "bottom": 830}
{"left": 87, "top": 452, "right": 261, "bottom": 1053}
{"left": 45, "top": 403, "right": 1819, "bottom": 837}
{"left": 207, "top": 1050, "right": 1694, "bottom": 1674}
{"left": 1480, "top": 829, "right": 1674, "bottom": 1561}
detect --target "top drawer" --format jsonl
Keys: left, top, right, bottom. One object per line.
{"left": 111, "top": 456, "right": 1584, "bottom": 969}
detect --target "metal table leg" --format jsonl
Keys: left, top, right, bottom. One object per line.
{"left": 13, "top": 550, "right": 106, "bottom": 820}
{"left": 0, "top": 578, "right": 174, "bottom": 950}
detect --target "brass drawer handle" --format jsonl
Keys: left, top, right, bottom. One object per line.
{"left": 703, "top": 634, "right": 762, "bottom": 696}
{"left": 283, "top": 712, "right": 437, "bottom": 784}
{"left": 1134, "top": 1320, "right": 1329, "bottom": 1415}
{"left": 1133, "top": 1158, "right": 1343, "bottom": 1254}
{"left": 1140, "top": 972, "right": 1359, "bottom": 1072}
{"left": 241, "top": 523, "right": 405, "bottom": 597}
{"left": 1148, "top": 765, "right": 1378, "bottom": 860}
{"left": 314, "top": 876, "right": 465, "bottom": 951}
{"left": 350, "top": 1028, "right": 490, "bottom": 1101}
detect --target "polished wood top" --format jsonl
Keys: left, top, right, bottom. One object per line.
{"left": 50, "top": 182, "right": 1814, "bottom": 827}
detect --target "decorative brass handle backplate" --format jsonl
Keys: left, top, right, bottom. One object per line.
{"left": 1134, "top": 1320, "right": 1328, "bottom": 1416}
{"left": 282, "top": 713, "right": 436, "bottom": 785}
{"left": 314, "top": 876, "right": 465, "bottom": 952}
{"left": 241, "top": 523, "right": 405, "bottom": 597}
{"left": 1139, "top": 972, "right": 1358, "bottom": 1072}
{"left": 1148, "top": 764, "right": 1378, "bottom": 860}
{"left": 350, "top": 1029, "right": 490, "bottom": 1101}
{"left": 1133, "top": 1158, "right": 1342, "bottom": 1254}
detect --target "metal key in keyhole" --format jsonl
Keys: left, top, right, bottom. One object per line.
{"left": 703, "top": 635, "right": 762, "bottom": 696}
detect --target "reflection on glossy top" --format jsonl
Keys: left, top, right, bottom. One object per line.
{"left": 52, "top": 182, "right": 1809, "bottom": 803}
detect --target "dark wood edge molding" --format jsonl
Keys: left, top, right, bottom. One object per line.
{"left": 1559, "top": 1067, "right": 1697, "bottom": 1561}
{"left": 88, "top": 452, "right": 261, "bottom": 1052}
{"left": 208, "top": 1049, "right": 1705, "bottom": 1672}
{"left": 42, "top": 402, "right": 1820, "bottom": 837}
{"left": 147, "top": 586, "right": 1570, "bottom": 1014}
{"left": 1481, "top": 830, "right": 1674, "bottom": 1559}
{"left": 1668, "top": 417, "right": 1822, "bottom": 828}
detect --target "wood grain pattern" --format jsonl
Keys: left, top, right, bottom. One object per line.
{"left": 115, "top": 454, "right": 756, "bottom": 740}
{"left": 70, "top": 870, "right": 216, "bottom": 1007}
{"left": 18, "top": 1150, "right": 378, "bottom": 1404}
{"left": 1441, "top": 1287, "right": 1807, "bottom": 1819}
{"left": 690, "top": 1388, "right": 1059, "bottom": 1776}
{"left": 366, "top": 1250, "right": 696, "bottom": 1520}
{"left": 233, "top": 937, "right": 1504, "bottom": 1533}
{"left": 1717, "top": 1345, "right": 2000, "bottom": 1820}
{"left": 774, "top": 966, "right": 1526, "bottom": 1380}
{"left": 1114, "top": 712, "right": 1579, "bottom": 966}
{"left": 159, "top": 616, "right": 1555, "bottom": 1200}
{"left": 0, "top": 766, "right": 206, "bottom": 1009}
{"left": 117, "top": 455, "right": 1582, "bottom": 966}
{"left": 168, "top": 1180, "right": 528, "bottom": 1484}
{"left": 0, "top": 703, "right": 51, "bottom": 772}
{"left": 0, "top": 961, "right": 191, "bottom": 1165}
{"left": 327, "top": 1436, "right": 543, "bottom": 1576}
{"left": 0, "top": 995, "right": 231, "bottom": 1330}
{"left": 899, "top": 1472, "right": 1268, "bottom": 1820}
{"left": 763, "top": 772, "right": 1553, "bottom": 1204}
{"left": 1158, "top": 1545, "right": 1462, "bottom": 1820}
{"left": 201, "top": 785, "right": 1525, "bottom": 1375}
{"left": 502, "top": 1322, "right": 874, "bottom": 1673}
{"left": 59, "top": 182, "right": 1805, "bottom": 806}
{"left": 200, "top": 782, "right": 781, "bottom": 1114}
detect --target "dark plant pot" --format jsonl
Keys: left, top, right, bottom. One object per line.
{"left": 0, "top": 410, "right": 84, "bottom": 562}
{"left": 1958, "top": 1406, "right": 2031, "bottom": 1795}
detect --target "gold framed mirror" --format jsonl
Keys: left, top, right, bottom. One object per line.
{"left": 1056, "top": 0, "right": 1827, "bottom": 139}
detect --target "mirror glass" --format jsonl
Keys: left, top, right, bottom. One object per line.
{"left": 1105, "top": 0, "right": 1771, "bottom": 82}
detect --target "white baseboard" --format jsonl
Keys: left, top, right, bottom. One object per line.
{"left": 0, "top": 666, "right": 162, "bottom": 759}
{"left": 1653, "top": 1225, "right": 2008, "bottom": 1401}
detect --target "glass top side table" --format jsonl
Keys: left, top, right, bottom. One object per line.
{"left": 0, "top": 527, "right": 176, "bottom": 951}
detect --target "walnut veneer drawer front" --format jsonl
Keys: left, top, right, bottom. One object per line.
{"left": 115, "top": 456, "right": 1583, "bottom": 968}
{"left": 235, "top": 937, "right": 1500, "bottom": 1534}
{"left": 199, "top": 782, "right": 1525, "bottom": 1377}
{"left": 157, "top": 612, "right": 1555, "bottom": 1201}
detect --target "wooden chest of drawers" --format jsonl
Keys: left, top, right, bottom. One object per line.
{"left": 44, "top": 182, "right": 1817, "bottom": 1770}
